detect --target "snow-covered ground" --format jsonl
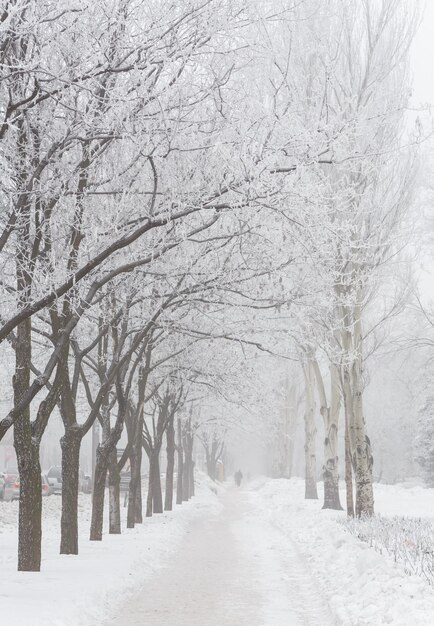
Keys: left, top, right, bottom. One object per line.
{"left": 249, "top": 478, "right": 434, "bottom": 625}
{"left": 373, "top": 481, "right": 434, "bottom": 519}
{"left": 0, "top": 476, "right": 222, "bottom": 626}
{"left": 2, "top": 477, "right": 434, "bottom": 625}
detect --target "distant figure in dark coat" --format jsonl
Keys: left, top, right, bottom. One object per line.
{"left": 234, "top": 469, "right": 243, "bottom": 487}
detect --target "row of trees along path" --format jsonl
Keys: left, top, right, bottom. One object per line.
{"left": 0, "top": 0, "right": 420, "bottom": 571}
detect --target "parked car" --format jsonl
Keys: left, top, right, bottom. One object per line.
{"left": 0, "top": 472, "right": 5, "bottom": 500}
{"left": 41, "top": 473, "right": 53, "bottom": 496}
{"left": 3, "top": 471, "right": 54, "bottom": 501}
{"left": 3, "top": 469, "right": 19, "bottom": 501}
{"left": 47, "top": 466, "right": 62, "bottom": 494}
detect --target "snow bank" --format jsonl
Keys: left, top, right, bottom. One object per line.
{"left": 374, "top": 482, "right": 434, "bottom": 520}
{"left": 0, "top": 473, "right": 221, "bottom": 626}
{"left": 343, "top": 514, "right": 434, "bottom": 587}
{"left": 248, "top": 478, "right": 434, "bottom": 626}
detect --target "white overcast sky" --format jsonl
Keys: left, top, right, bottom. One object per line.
{"left": 404, "top": 2, "right": 434, "bottom": 300}
{"left": 412, "top": 1, "right": 434, "bottom": 106}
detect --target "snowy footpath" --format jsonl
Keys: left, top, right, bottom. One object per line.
{"left": 3, "top": 477, "right": 434, "bottom": 625}
{"left": 107, "top": 479, "right": 434, "bottom": 626}
{"left": 108, "top": 486, "right": 335, "bottom": 626}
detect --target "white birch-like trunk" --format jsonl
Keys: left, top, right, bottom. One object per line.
{"left": 313, "top": 360, "right": 343, "bottom": 510}
{"left": 342, "top": 383, "right": 355, "bottom": 517}
{"left": 340, "top": 301, "right": 374, "bottom": 517}
{"left": 303, "top": 361, "right": 318, "bottom": 500}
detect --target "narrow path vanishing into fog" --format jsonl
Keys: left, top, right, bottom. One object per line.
{"left": 106, "top": 487, "right": 337, "bottom": 626}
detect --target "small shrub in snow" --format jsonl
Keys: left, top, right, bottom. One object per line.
{"left": 342, "top": 515, "right": 434, "bottom": 586}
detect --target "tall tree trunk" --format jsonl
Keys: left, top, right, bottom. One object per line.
{"left": 189, "top": 458, "right": 195, "bottom": 497}
{"left": 90, "top": 399, "right": 112, "bottom": 540}
{"left": 322, "top": 421, "right": 342, "bottom": 510}
{"left": 187, "top": 435, "right": 195, "bottom": 498}
{"left": 145, "top": 451, "right": 163, "bottom": 517}
{"left": 341, "top": 306, "right": 374, "bottom": 517}
{"left": 60, "top": 427, "right": 82, "bottom": 554}
{"left": 127, "top": 448, "right": 138, "bottom": 528}
{"left": 16, "top": 446, "right": 42, "bottom": 572}
{"left": 344, "top": 399, "right": 354, "bottom": 517}
{"left": 15, "top": 397, "right": 42, "bottom": 572}
{"left": 165, "top": 418, "right": 175, "bottom": 511}
{"left": 90, "top": 409, "right": 126, "bottom": 540}
{"left": 176, "top": 419, "right": 183, "bottom": 505}
{"left": 182, "top": 422, "right": 194, "bottom": 500}
{"left": 303, "top": 362, "right": 318, "bottom": 500}
{"left": 205, "top": 445, "right": 216, "bottom": 480}
{"left": 108, "top": 448, "right": 121, "bottom": 534}
{"left": 134, "top": 445, "right": 143, "bottom": 523}
{"left": 132, "top": 362, "right": 149, "bottom": 523}
{"left": 203, "top": 436, "right": 224, "bottom": 482}
{"left": 14, "top": 315, "right": 43, "bottom": 571}
{"left": 152, "top": 453, "right": 163, "bottom": 513}
{"left": 90, "top": 444, "right": 108, "bottom": 541}
{"left": 182, "top": 451, "right": 190, "bottom": 501}
{"left": 351, "top": 363, "right": 374, "bottom": 517}
{"left": 146, "top": 458, "right": 153, "bottom": 517}
{"left": 127, "top": 431, "right": 143, "bottom": 527}
{"left": 13, "top": 139, "right": 42, "bottom": 571}
{"left": 313, "top": 361, "right": 343, "bottom": 510}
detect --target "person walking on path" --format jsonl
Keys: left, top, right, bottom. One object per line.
{"left": 234, "top": 470, "right": 243, "bottom": 487}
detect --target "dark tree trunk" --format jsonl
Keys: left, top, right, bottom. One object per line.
{"left": 90, "top": 391, "right": 124, "bottom": 540}
{"left": 206, "top": 454, "right": 216, "bottom": 480}
{"left": 108, "top": 448, "right": 121, "bottom": 534}
{"left": 165, "top": 418, "right": 175, "bottom": 511}
{"left": 203, "top": 437, "right": 224, "bottom": 481}
{"left": 152, "top": 453, "right": 163, "bottom": 513}
{"left": 126, "top": 362, "right": 147, "bottom": 525}
{"left": 182, "top": 453, "right": 190, "bottom": 501}
{"left": 127, "top": 433, "right": 143, "bottom": 527}
{"left": 60, "top": 427, "right": 82, "bottom": 555}
{"left": 14, "top": 315, "right": 43, "bottom": 571}
{"left": 13, "top": 121, "right": 42, "bottom": 572}
{"left": 15, "top": 423, "right": 42, "bottom": 571}
{"left": 90, "top": 445, "right": 108, "bottom": 541}
{"left": 146, "top": 452, "right": 163, "bottom": 516}
{"left": 183, "top": 430, "right": 194, "bottom": 500}
{"left": 189, "top": 459, "right": 195, "bottom": 497}
{"left": 17, "top": 450, "right": 42, "bottom": 572}
{"left": 127, "top": 448, "right": 137, "bottom": 528}
{"left": 135, "top": 450, "right": 143, "bottom": 523}
{"left": 146, "top": 461, "right": 153, "bottom": 518}
{"left": 176, "top": 419, "right": 183, "bottom": 505}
